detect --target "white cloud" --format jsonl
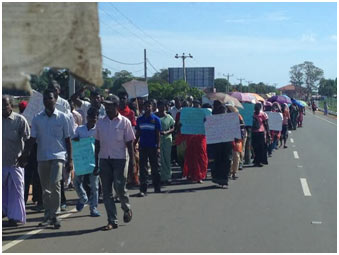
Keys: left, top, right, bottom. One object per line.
{"left": 265, "top": 11, "right": 290, "bottom": 21}
{"left": 330, "top": 35, "right": 337, "bottom": 41}
{"left": 301, "top": 33, "right": 316, "bottom": 43}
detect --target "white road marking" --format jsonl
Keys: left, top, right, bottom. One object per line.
{"left": 300, "top": 178, "right": 312, "bottom": 196}
{"left": 2, "top": 229, "right": 44, "bottom": 252}
{"left": 297, "top": 165, "right": 303, "bottom": 168}
{"left": 306, "top": 110, "right": 337, "bottom": 126}
{"left": 293, "top": 151, "right": 299, "bottom": 159}
{"left": 2, "top": 206, "right": 81, "bottom": 251}
{"left": 288, "top": 131, "right": 292, "bottom": 134}
{"left": 311, "top": 221, "right": 322, "bottom": 225}
{"left": 290, "top": 138, "right": 294, "bottom": 143}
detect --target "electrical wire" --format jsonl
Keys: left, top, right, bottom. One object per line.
{"left": 147, "top": 58, "right": 160, "bottom": 73}
{"left": 102, "top": 54, "right": 143, "bottom": 66}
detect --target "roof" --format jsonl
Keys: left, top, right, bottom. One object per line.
{"left": 278, "top": 84, "right": 295, "bottom": 91}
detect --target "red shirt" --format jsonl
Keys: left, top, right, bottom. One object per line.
{"left": 119, "top": 106, "right": 136, "bottom": 126}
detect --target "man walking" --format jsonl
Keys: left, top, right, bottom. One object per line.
{"left": 3, "top": 95, "right": 30, "bottom": 226}
{"left": 22, "top": 89, "right": 73, "bottom": 229}
{"left": 94, "top": 95, "right": 135, "bottom": 230}
{"left": 135, "top": 100, "right": 162, "bottom": 197}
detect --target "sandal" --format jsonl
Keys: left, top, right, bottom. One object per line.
{"left": 103, "top": 223, "right": 118, "bottom": 231}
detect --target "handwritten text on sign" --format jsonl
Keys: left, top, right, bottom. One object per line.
{"left": 238, "top": 103, "right": 255, "bottom": 127}
{"left": 265, "top": 111, "right": 283, "bottom": 131}
{"left": 180, "top": 108, "right": 212, "bottom": 135}
{"left": 72, "top": 137, "right": 95, "bottom": 176}
{"left": 204, "top": 112, "right": 241, "bottom": 144}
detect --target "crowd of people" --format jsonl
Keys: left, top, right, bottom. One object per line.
{"left": 3, "top": 80, "right": 308, "bottom": 231}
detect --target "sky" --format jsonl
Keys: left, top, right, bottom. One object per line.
{"left": 98, "top": 2, "right": 337, "bottom": 88}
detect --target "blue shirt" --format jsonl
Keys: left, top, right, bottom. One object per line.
{"left": 136, "top": 113, "right": 161, "bottom": 148}
{"left": 31, "top": 108, "right": 71, "bottom": 162}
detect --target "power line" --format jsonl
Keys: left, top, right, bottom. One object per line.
{"left": 147, "top": 58, "right": 159, "bottom": 73}
{"left": 99, "top": 7, "right": 157, "bottom": 51}
{"left": 109, "top": 3, "right": 176, "bottom": 55}
{"left": 102, "top": 54, "right": 143, "bottom": 66}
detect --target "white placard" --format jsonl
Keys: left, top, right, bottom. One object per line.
{"left": 204, "top": 112, "right": 241, "bottom": 144}
{"left": 265, "top": 111, "right": 283, "bottom": 131}
{"left": 22, "top": 90, "right": 44, "bottom": 125}
{"left": 123, "top": 80, "right": 149, "bottom": 98}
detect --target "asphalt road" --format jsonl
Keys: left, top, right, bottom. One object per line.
{"left": 2, "top": 110, "right": 337, "bottom": 253}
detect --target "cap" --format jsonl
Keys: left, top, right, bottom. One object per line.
{"left": 103, "top": 95, "right": 119, "bottom": 105}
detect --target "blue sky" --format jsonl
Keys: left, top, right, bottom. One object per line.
{"left": 98, "top": 2, "right": 337, "bottom": 87}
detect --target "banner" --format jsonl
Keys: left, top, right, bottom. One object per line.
{"left": 22, "top": 90, "right": 44, "bottom": 125}
{"left": 239, "top": 103, "right": 255, "bottom": 127}
{"left": 265, "top": 111, "right": 283, "bottom": 131}
{"left": 204, "top": 112, "right": 241, "bottom": 144}
{"left": 180, "top": 108, "right": 212, "bottom": 135}
{"left": 72, "top": 137, "right": 95, "bottom": 175}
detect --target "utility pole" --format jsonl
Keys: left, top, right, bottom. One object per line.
{"left": 223, "top": 73, "right": 233, "bottom": 93}
{"left": 175, "top": 53, "right": 193, "bottom": 83}
{"left": 237, "top": 78, "right": 245, "bottom": 85}
{"left": 144, "top": 49, "right": 147, "bottom": 82}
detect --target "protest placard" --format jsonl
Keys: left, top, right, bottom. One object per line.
{"left": 265, "top": 111, "right": 283, "bottom": 131}
{"left": 22, "top": 90, "right": 44, "bottom": 125}
{"left": 122, "top": 80, "right": 149, "bottom": 98}
{"left": 204, "top": 112, "right": 241, "bottom": 144}
{"left": 180, "top": 108, "right": 212, "bottom": 135}
{"left": 239, "top": 103, "right": 255, "bottom": 126}
{"left": 72, "top": 137, "right": 95, "bottom": 175}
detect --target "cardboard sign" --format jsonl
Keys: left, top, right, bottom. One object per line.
{"left": 180, "top": 108, "right": 212, "bottom": 135}
{"left": 122, "top": 80, "right": 149, "bottom": 98}
{"left": 22, "top": 90, "right": 44, "bottom": 125}
{"left": 204, "top": 112, "right": 241, "bottom": 144}
{"left": 265, "top": 111, "right": 283, "bottom": 131}
{"left": 239, "top": 103, "right": 255, "bottom": 127}
{"left": 72, "top": 137, "right": 95, "bottom": 176}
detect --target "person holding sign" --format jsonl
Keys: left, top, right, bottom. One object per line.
{"left": 267, "top": 103, "right": 282, "bottom": 157}
{"left": 182, "top": 101, "right": 208, "bottom": 184}
{"left": 94, "top": 95, "right": 135, "bottom": 230}
{"left": 72, "top": 107, "right": 101, "bottom": 217}
{"left": 210, "top": 101, "right": 232, "bottom": 188}
{"left": 252, "top": 103, "right": 270, "bottom": 167}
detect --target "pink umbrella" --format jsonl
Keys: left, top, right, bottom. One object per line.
{"left": 230, "top": 92, "right": 256, "bottom": 103}
{"left": 264, "top": 101, "right": 273, "bottom": 107}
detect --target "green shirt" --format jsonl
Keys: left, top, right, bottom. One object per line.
{"left": 160, "top": 114, "right": 175, "bottom": 141}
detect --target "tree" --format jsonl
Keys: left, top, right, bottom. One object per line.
{"left": 148, "top": 69, "right": 169, "bottom": 84}
{"left": 214, "top": 78, "right": 230, "bottom": 93}
{"left": 289, "top": 61, "right": 324, "bottom": 100}
{"left": 303, "top": 61, "right": 324, "bottom": 99}
{"left": 110, "top": 70, "right": 133, "bottom": 94}
{"left": 318, "top": 78, "right": 336, "bottom": 97}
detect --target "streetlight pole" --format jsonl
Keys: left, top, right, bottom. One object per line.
{"left": 175, "top": 53, "right": 193, "bottom": 83}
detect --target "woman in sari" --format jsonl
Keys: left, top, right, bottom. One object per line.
{"left": 179, "top": 100, "right": 208, "bottom": 183}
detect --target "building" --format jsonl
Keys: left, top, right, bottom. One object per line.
{"left": 278, "top": 84, "right": 307, "bottom": 99}
{"left": 168, "top": 67, "right": 214, "bottom": 89}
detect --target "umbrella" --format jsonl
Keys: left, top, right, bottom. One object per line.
{"left": 206, "top": 92, "right": 243, "bottom": 109}
{"left": 247, "top": 93, "right": 265, "bottom": 102}
{"left": 264, "top": 101, "right": 273, "bottom": 107}
{"left": 298, "top": 100, "right": 308, "bottom": 107}
{"left": 230, "top": 92, "right": 256, "bottom": 103}
{"left": 267, "top": 95, "right": 292, "bottom": 104}
{"left": 291, "top": 99, "right": 304, "bottom": 107}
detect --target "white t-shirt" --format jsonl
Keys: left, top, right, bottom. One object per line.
{"left": 79, "top": 100, "right": 106, "bottom": 124}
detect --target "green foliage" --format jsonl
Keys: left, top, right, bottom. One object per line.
{"left": 318, "top": 78, "right": 337, "bottom": 97}
{"left": 109, "top": 70, "right": 133, "bottom": 94}
{"left": 214, "top": 78, "right": 230, "bottom": 93}
{"left": 147, "top": 69, "right": 169, "bottom": 84}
